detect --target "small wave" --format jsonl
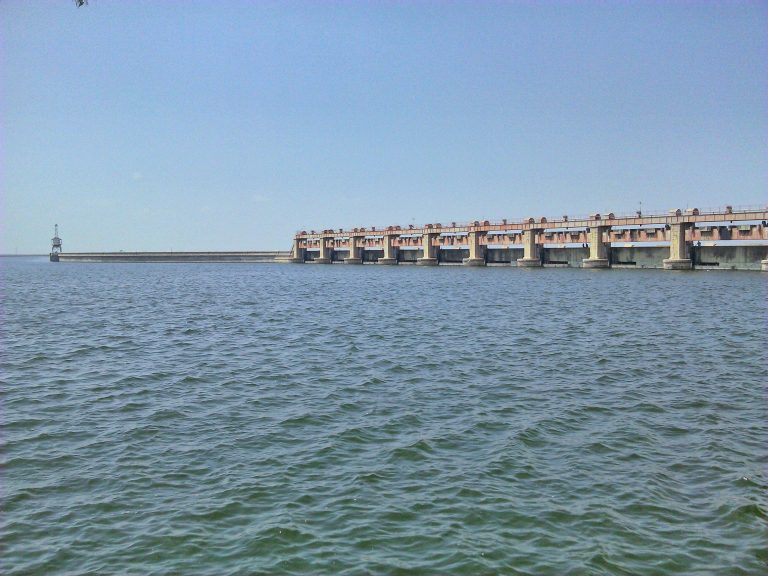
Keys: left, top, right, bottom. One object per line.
{"left": 388, "top": 439, "right": 434, "bottom": 461}
{"left": 716, "top": 502, "right": 768, "bottom": 524}
{"left": 516, "top": 426, "right": 546, "bottom": 448}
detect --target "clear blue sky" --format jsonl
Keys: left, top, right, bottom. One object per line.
{"left": 2, "top": 1, "right": 766, "bottom": 252}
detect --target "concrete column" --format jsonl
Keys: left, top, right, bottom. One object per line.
{"left": 379, "top": 234, "right": 398, "bottom": 265}
{"left": 463, "top": 231, "right": 486, "bottom": 266}
{"left": 583, "top": 226, "right": 610, "bottom": 268}
{"left": 416, "top": 232, "right": 439, "bottom": 265}
{"left": 344, "top": 239, "right": 362, "bottom": 264}
{"left": 312, "top": 236, "right": 333, "bottom": 264}
{"left": 761, "top": 259, "right": 768, "bottom": 272}
{"left": 290, "top": 238, "right": 305, "bottom": 263}
{"left": 517, "top": 229, "right": 542, "bottom": 267}
{"left": 663, "top": 223, "right": 692, "bottom": 269}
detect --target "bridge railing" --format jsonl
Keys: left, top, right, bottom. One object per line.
{"left": 295, "top": 205, "right": 768, "bottom": 236}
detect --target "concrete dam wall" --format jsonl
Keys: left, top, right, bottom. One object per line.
{"left": 55, "top": 251, "right": 290, "bottom": 263}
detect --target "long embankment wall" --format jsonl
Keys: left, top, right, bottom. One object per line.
{"left": 56, "top": 251, "right": 290, "bottom": 263}
{"left": 289, "top": 207, "right": 768, "bottom": 271}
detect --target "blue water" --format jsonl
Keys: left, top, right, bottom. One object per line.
{"left": 2, "top": 257, "right": 767, "bottom": 574}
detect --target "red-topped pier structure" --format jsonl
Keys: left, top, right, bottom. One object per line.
{"left": 289, "top": 206, "right": 768, "bottom": 271}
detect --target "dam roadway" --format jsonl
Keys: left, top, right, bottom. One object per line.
{"left": 289, "top": 207, "right": 768, "bottom": 271}
{"left": 55, "top": 251, "right": 289, "bottom": 263}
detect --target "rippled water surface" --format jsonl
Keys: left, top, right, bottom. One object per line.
{"left": 2, "top": 257, "right": 767, "bottom": 575}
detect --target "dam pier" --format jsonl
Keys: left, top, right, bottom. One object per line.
{"left": 290, "top": 207, "right": 768, "bottom": 271}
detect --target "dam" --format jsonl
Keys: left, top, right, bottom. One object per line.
{"left": 289, "top": 207, "right": 768, "bottom": 271}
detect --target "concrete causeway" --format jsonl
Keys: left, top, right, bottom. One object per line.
{"left": 54, "top": 251, "right": 289, "bottom": 263}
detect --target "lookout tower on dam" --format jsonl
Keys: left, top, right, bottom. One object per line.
{"left": 50, "top": 225, "right": 62, "bottom": 262}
